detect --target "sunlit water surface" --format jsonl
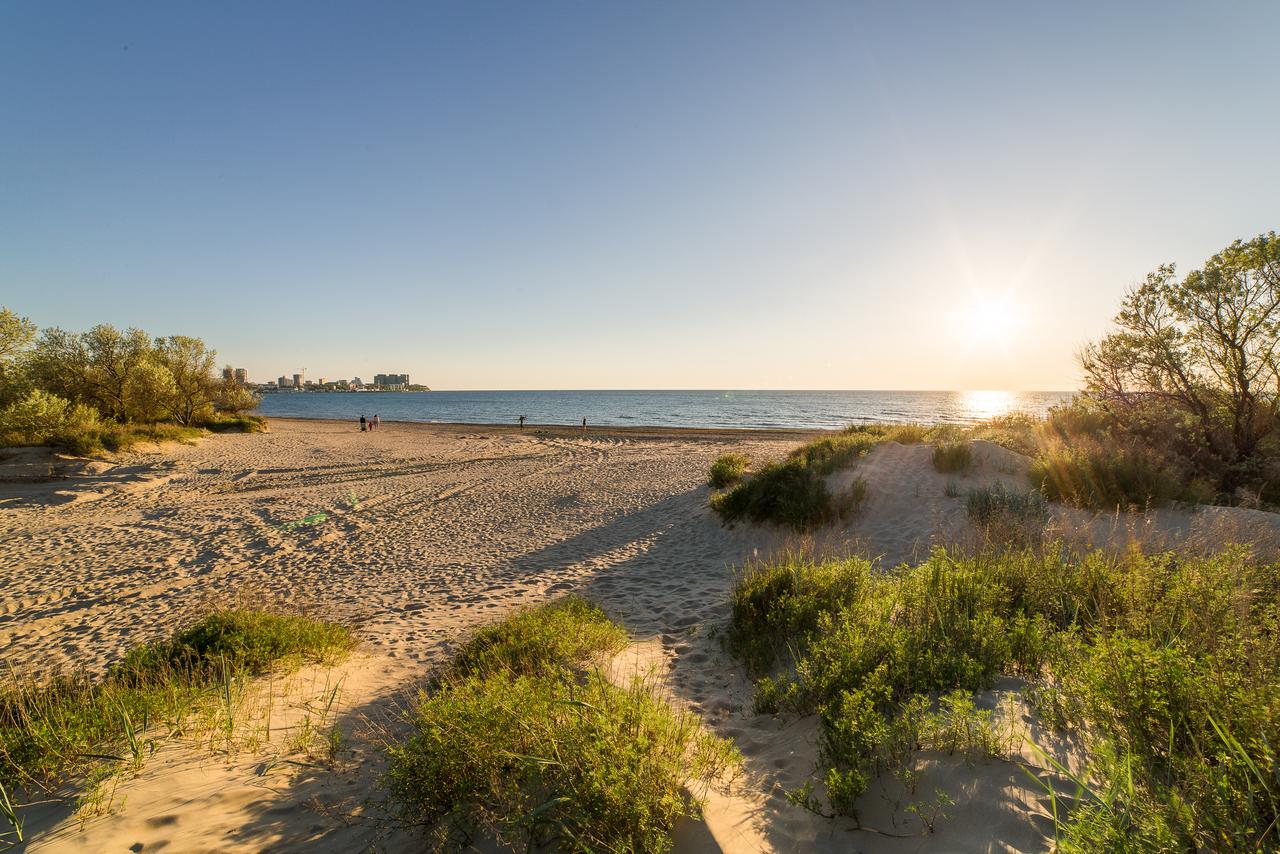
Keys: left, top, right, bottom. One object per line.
{"left": 257, "top": 389, "right": 1074, "bottom": 430}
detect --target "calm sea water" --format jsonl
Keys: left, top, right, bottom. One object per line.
{"left": 256, "top": 390, "right": 1075, "bottom": 431}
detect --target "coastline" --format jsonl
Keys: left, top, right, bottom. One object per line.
{"left": 263, "top": 415, "right": 833, "bottom": 442}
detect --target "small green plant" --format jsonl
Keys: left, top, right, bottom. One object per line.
{"left": 0, "top": 610, "right": 355, "bottom": 790}
{"left": 932, "top": 440, "right": 973, "bottom": 473}
{"left": 0, "top": 779, "right": 22, "bottom": 846}
{"left": 708, "top": 453, "right": 750, "bottom": 489}
{"left": 386, "top": 598, "right": 739, "bottom": 852}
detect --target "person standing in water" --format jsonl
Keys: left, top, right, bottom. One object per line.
{"left": 360, "top": 414, "right": 367, "bottom": 432}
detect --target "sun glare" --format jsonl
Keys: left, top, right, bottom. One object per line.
{"left": 954, "top": 294, "right": 1022, "bottom": 348}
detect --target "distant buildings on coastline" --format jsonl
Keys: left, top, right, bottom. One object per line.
{"left": 255, "top": 370, "right": 428, "bottom": 393}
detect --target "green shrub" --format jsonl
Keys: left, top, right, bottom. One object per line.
{"left": 708, "top": 453, "right": 749, "bottom": 489}
{"left": 932, "top": 440, "right": 973, "bottom": 473}
{"left": 450, "top": 596, "right": 627, "bottom": 678}
{"left": 0, "top": 610, "right": 355, "bottom": 787}
{"left": 727, "top": 544, "right": 1280, "bottom": 845}
{"left": 0, "top": 390, "right": 100, "bottom": 447}
{"left": 387, "top": 599, "right": 738, "bottom": 852}
{"left": 789, "top": 429, "right": 880, "bottom": 476}
{"left": 711, "top": 460, "right": 833, "bottom": 531}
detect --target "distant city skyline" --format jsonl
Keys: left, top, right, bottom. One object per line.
{"left": 3, "top": 2, "right": 1277, "bottom": 391}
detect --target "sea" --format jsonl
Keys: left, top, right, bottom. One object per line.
{"left": 256, "top": 390, "right": 1075, "bottom": 431}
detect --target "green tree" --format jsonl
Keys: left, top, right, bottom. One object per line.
{"left": 216, "top": 365, "right": 260, "bottom": 415}
{"left": 1080, "top": 230, "right": 1280, "bottom": 491}
{"left": 0, "top": 307, "right": 37, "bottom": 407}
{"left": 154, "top": 336, "right": 217, "bottom": 424}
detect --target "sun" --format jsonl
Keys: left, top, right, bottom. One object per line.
{"left": 954, "top": 294, "right": 1021, "bottom": 347}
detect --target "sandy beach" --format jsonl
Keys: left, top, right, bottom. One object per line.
{"left": 6, "top": 418, "right": 1279, "bottom": 852}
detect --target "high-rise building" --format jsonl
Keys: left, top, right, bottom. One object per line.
{"left": 222, "top": 367, "right": 234, "bottom": 382}
{"left": 293, "top": 373, "right": 303, "bottom": 389}
{"left": 278, "top": 375, "right": 290, "bottom": 389}
{"left": 374, "top": 373, "right": 410, "bottom": 389}
{"left": 234, "top": 368, "right": 248, "bottom": 385}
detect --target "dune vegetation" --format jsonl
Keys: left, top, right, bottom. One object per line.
{"left": 0, "top": 307, "right": 262, "bottom": 454}
{"left": 386, "top": 597, "right": 739, "bottom": 852}
{"left": 707, "top": 452, "right": 750, "bottom": 489}
{"left": 730, "top": 543, "right": 1280, "bottom": 850}
{"left": 0, "top": 610, "right": 355, "bottom": 795}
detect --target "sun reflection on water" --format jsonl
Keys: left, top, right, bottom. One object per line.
{"left": 961, "top": 390, "right": 1014, "bottom": 422}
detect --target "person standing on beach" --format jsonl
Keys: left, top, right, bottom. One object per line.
{"left": 518, "top": 415, "right": 525, "bottom": 428}
{"left": 582, "top": 417, "right": 587, "bottom": 432}
{"left": 373, "top": 414, "right": 380, "bottom": 431}
{"left": 360, "top": 414, "right": 367, "bottom": 432}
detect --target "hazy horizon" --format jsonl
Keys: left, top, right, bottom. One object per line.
{"left": 4, "top": 2, "right": 1277, "bottom": 390}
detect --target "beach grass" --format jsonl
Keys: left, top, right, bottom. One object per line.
{"left": 386, "top": 596, "right": 739, "bottom": 852}
{"left": 931, "top": 440, "right": 973, "bottom": 473}
{"left": 707, "top": 453, "right": 750, "bottom": 489}
{"left": 0, "top": 610, "right": 355, "bottom": 788}
{"left": 729, "top": 544, "right": 1280, "bottom": 849}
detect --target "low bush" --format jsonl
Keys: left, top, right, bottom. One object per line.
{"left": 0, "top": 610, "right": 355, "bottom": 787}
{"left": 387, "top": 598, "right": 738, "bottom": 852}
{"left": 708, "top": 453, "right": 750, "bottom": 489}
{"left": 932, "top": 440, "right": 973, "bottom": 473}
{"left": 728, "top": 545, "right": 1280, "bottom": 846}
{"left": 788, "top": 429, "right": 881, "bottom": 476}
{"left": 712, "top": 427, "right": 881, "bottom": 531}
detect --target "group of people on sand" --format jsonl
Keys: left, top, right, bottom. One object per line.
{"left": 360, "top": 414, "right": 380, "bottom": 432}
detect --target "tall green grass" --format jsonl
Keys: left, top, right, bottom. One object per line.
{"left": 931, "top": 440, "right": 973, "bottom": 473}
{"left": 730, "top": 545, "right": 1280, "bottom": 848}
{"left": 1030, "top": 441, "right": 1178, "bottom": 509}
{"left": 0, "top": 610, "right": 355, "bottom": 788}
{"left": 387, "top": 597, "right": 739, "bottom": 852}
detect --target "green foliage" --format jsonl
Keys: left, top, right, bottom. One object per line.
{"left": 964, "top": 484, "right": 1047, "bottom": 525}
{"left": 387, "top": 598, "right": 738, "bottom": 852}
{"left": 450, "top": 596, "right": 628, "bottom": 678}
{"left": 203, "top": 413, "right": 267, "bottom": 433}
{"left": 788, "top": 429, "right": 881, "bottom": 476}
{"left": 0, "top": 610, "right": 354, "bottom": 787}
{"left": 931, "top": 440, "right": 973, "bottom": 473}
{"left": 1030, "top": 441, "right": 1178, "bottom": 509}
{"left": 712, "top": 428, "right": 879, "bottom": 530}
{"left": 883, "top": 424, "right": 929, "bottom": 444}
{"left": 708, "top": 453, "right": 750, "bottom": 489}
{"left": 1, "top": 314, "right": 256, "bottom": 447}
{"left": 0, "top": 389, "right": 100, "bottom": 446}
{"left": 728, "top": 544, "right": 1280, "bottom": 845}
{"left": 1079, "top": 231, "right": 1280, "bottom": 497}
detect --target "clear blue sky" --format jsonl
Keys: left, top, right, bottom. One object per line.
{"left": 2, "top": 2, "right": 1277, "bottom": 390}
